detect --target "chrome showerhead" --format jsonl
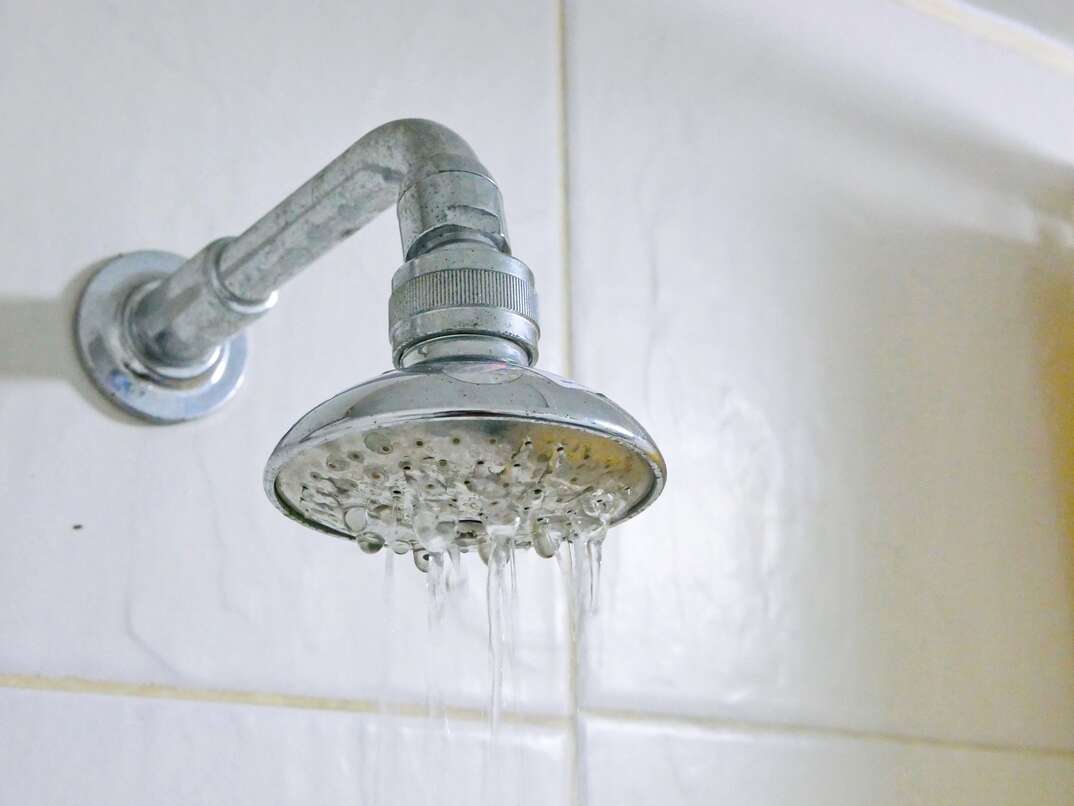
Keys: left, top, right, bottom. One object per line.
{"left": 72, "top": 118, "right": 666, "bottom": 566}
{"left": 264, "top": 360, "right": 665, "bottom": 565}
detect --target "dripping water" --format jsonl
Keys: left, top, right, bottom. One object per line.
{"left": 425, "top": 550, "right": 449, "bottom": 729}
{"left": 371, "top": 547, "right": 397, "bottom": 805}
{"left": 505, "top": 535, "right": 525, "bottom": 806}
{"left": 482, "top": 525, "right": 521, "bottom": 805}
{"left": 484, "top": 529, "right": 514, "bottom": 735}
{"left": 556, "top": 541, "right": 577, "bottom": 645}
{"left": 558, "top": 519, "right": 608, "bottom": 741}
{"left": 422, "top": 549, "right": 451, "bottom": 806}
{"left": 304, "top": 427, "right": 637, "bottom": 802}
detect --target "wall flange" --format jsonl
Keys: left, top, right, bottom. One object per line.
{"left": 75, "top": 250, "right": 248, "bottom": 423}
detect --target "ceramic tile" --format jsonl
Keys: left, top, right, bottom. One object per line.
{"left": 567, "top": 0, "right": 1074, "bottom": 748}
{"left": 582, "top": 716, "right": 1074, "bottom": 806}
{"left": 962, "top": 0, "right": 1074, "bottom": 51}
{"left": 0, "top": 685, "right": 569, "bottom": 806}
{"left": 0, "top": 0, "right": 567, "bottom": 713}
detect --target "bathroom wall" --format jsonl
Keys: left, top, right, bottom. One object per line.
{"left": 964, "top": 0, "right": 1074, "bottom": 50}
{"left": 1, "top": 1, "right": 1073, "bottom": 803}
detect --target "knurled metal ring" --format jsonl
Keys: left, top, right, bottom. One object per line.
{"left": 388, "top": 244, "right": 539, "bottom": 366}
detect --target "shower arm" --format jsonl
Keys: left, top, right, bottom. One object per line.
{"left": 75, "top": 118, "right": 541, "bottom": 423}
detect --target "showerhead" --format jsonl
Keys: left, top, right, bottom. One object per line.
{"left": 266, "top": 227, "right": 666, "bottom": 568}
{"left": 72, "top": 118, "right": 666, "bottom": 566}
{"left": 264, "top": 359, "right": 665, "bottom": 565}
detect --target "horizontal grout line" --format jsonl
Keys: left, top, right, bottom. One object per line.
{"left": 0, "top": 674, "right": 566, "bottom": 730}
{"left": 898, "top": 0, "right": 1074, "bottom": 76}
{"left": 4, "top": 673, "right": 1072, "bottom": 760}
{"left": 581, "top": 706, "right": 1074, "bottom": 760}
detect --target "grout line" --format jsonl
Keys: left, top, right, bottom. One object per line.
{"left": 897, "top": 0, "right": 1074, "bottom": 76}
{"left": 581, "top": 706, "right": 1074, "bottom": 760}
{"left": 556, "top": 0, "right": 575, "bottom": 380}
{"left": 5, "top": 672, "right": 1072, "bottom": 761}
{"left": 554, "top": 1, "right": 582, "bottom": 805}
{"left": 0, "top": 674, "right": 566, "bottom": 730}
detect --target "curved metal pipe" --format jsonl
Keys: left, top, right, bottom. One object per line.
{"left": 218, "top": 119, "right": 485, "bottom": 302}
{"left": 75, "top": 117, "right": 538, "bottom": 423}
{"left": 132, "top": 118, "right": 507, "bottom": 367}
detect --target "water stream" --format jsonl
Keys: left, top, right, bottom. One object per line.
{"left": 324, "top": 425, "right": 631, "bottom": 802}
{"left": 371, "top": 549, "right": 397, "bottom": 805}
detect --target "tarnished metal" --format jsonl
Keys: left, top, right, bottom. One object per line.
{"left": 72, "top": 117, "right": 668, "bottom": 560}
{"left": 214, "top": 120, "right": 492, "bottom": 303}
{"left": 74, "top": 251, "right": 248, "bottom": 422}
{"left": 130, "top": 238, "right": 276, "bottom": 369}
{"left": 388, "top": 244, "right": 539, "bottom": 367}
{"left": 76, "top": 118, "right": 536, "bottom": 422}
{"left": 397, "top": 169, "right": 508, "bottom": 259}
{"left": 264, "top": 361, "right": 667, "bottom": 543}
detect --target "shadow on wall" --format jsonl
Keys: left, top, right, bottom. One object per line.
{"left": 651, "top": 0, "right": 1074, "bottom": 608}
{"left": 0, "top": 258, "right": 144, "bottom": 425}
{"left": 1031, "top": 256, "right": 1074, "bottom": 600}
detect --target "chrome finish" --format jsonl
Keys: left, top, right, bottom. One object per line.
{"left": 215, "top": 120, "right": 491, "bottom": 303}
{"left": 74, "top": 251, "right": 248, "bottom": 423}
{"left": 130, "top": 238, "right": 277, "bottom": 368}
{"left": 388, "top": 244, "right": 539, "bottom": 367}
{"left": 265, "top": 361, "right": 667, "bottom": 542}
{"left": 397, "top": 168, "right": 508, "bottom": 259}
{"left": 76, "top": 118, "right": 531, "bottom": 422}
{"left": 398, "top": 335, "right": 529, "bottom": 368}
{"left": 72, "top": 116, "right": 668, "bottom": 561}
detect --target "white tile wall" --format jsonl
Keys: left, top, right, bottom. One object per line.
{"left": 964, "top": 0, "right": 1074, "bottom": 51}
{"left": 0, "top": 685, "right": 570, "bottom": 806}
{"left": 3, "top": 0, "right": 1074, "bottom": 802}
{"left": 566, "top": 0, "right": 1074, "bottom": 751}
{"left": 582, "top": 716, "right": 1074, "bottom": 806}
{"left": 0, "top": 0, "right": 568, "bottom": 715}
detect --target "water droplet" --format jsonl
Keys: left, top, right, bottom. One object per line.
{"left": 587, "top": 537, "right": 604, "bottom": 607}
{"left": 534, "top": 518, "right": 565, "bottom": 559}
{"left": 344, "top": 507, "right": 368, "bottom": 533}
{"left": 413, "top": 548, "right": 431, "bottom": 573}
{"left": 357, "top": 533, "right": 384, "bottom": 554}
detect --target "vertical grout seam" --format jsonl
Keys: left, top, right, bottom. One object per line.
{"left": 556, "top": 0, "right": 576, "bottom": 380}
{"left": 554, "top": 0, "right": 582, "bottom": 804}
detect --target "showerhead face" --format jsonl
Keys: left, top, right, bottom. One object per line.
{"left": 265, "top": 360, "right": 665, "bottom": 561}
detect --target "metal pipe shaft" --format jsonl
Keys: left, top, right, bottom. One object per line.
{"left": 132, "top": 119, "right": 491, "bottom": 366}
